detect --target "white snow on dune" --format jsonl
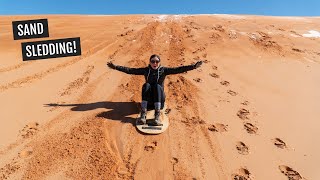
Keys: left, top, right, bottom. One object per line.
{"left": 303, "top": 30, "right": 320, "bottom": 38}
{"left": 172, "top": 15, "right": 188, "bottom": 20}
{"left": 154, "top": 15, "right": 189, "bottom": 22}
{"left": 210, "top": 14, "right": 245, "bottom": 19}
{"left": 185, "top": 14, "right": 245, "bottom": 19}
{"left": 270, "top": 16, "right": 307, "bottom": 20}
{"left": 153, "top": 14, "right": 246, "bottom": 22}
{"left": 156, "top": 15, "right": 169, "bottom": 22}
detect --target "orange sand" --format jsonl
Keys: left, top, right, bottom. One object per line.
{"left": 0, "top": 14, "right": 319, "bottom": 180}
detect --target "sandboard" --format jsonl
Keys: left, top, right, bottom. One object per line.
{"left": 136, "top": 109, "right": 169, "bottom": 134}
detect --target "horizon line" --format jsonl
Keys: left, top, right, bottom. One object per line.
{"left": 1, "top": 13, "right": 320, "bottom": 18}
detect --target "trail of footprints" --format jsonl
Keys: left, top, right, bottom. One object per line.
{"left": 195, "top": 53, "right": 301, "bottom": 179}
{"left": 186, "top": 31, "right": 301, "bottom": 179}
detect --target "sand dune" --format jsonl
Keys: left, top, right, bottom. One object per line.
{"left": 0, "top": 14, "right": 319, "bottom": 179}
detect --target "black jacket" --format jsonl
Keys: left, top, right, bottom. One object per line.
{"left": 114, "top": 64, "right": 196, "bottom": 87}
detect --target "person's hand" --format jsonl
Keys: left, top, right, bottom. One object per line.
{"left": 194, "top": 61, "right": 203, "bottom": 69}
{"left": 107, "top": 61, "right": 116, "bottom": 69}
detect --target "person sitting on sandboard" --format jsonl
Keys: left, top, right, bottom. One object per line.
{"left": 107, "top": 54, "right": 203, "bottom": 126}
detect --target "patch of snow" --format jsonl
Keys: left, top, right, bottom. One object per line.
{"left": 193, "top": 14, "right": 245, "bottom": 19}
{"left": 154, "top": 15, "right": 190, "bottom": 22}
{"left": 156, "top": 15, "right": 169, "bottom": 22}
{"left": 173, "top": 15, "right": 180, "bottom": 20}
{"left": 173, "top": 15, "right": 187, "bottom": 20}
{"left": 270, "top": 16, "right": 313, "bottom": 22}
{"left": 248, "top": 33, "right": 261, "bottom": 40}
{"left": 270, "top": 16, "right": 307, "bottom": 20}
{"left": 228, "top": 30, "right": 237, "bottom": 39}
{"left": 153, "top": 14, "right": 246, "bottom": 20}
{"left": 302, "top": 30, "right": 320, "bottom": 38}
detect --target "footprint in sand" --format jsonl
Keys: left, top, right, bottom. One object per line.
{"left": 244, "top": 123, "right": 258, "bottom": 134}
{"left": 187, "top": 34, "right": 194, "bottom": 38}
{"left": 202, "top": 53, "right": 207, "bottom": 58}
{"left": 273, "top": 138, "right": 287, "bottom": 149}
{"left": 19, "top": 149, "right": 33, "bottom": 158}
{"left": 209, "top": 73, "right": 220, "bottom": 78}
{"left": 144, "top": 141, "right": 158, "bottom": 152}
{"left": 208, "top": 123, "right": 228, "bottom": 132}
{"left": 165, "top": 108, "right": 172, "bottom": 114}
{"left": 232, "top": 168, "right": 253, "bottom": 180}
{"left": 19, "top": 122, "right": 39, "bottom": 138}
{"left": 193, "top": 78, "right": 203, "bottom": 83}
{"left": 220, "top": 81, "right": 230, "bottom": 86}
{"left": 237, "top": 109, "right": 250, "bottom": 120}
{"left": 202, "top": 59, "right": 209, "bottom": 63}
{"left": 236, "top": 141, "right": 249, "bottom": 155}
{"left": 227, "top": 90, "right": 237, "bottom": 96}
{"left": 279, "top": 165, "right": 302, "bottom": 180}
{"left": 212, "top": 65, "right": 218, "bottom": 70}
{"left": 292, "top": 48, "right": 304, "bottom": 53}
{"left": 241, "top": 101, "right": 249, "bottom": 106}
{"left": 193, "top": 56, "right": 200, "bottom": 61}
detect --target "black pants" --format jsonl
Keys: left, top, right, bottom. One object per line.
{"left": 142, "top": 83, "right": 165, "bottom": 110}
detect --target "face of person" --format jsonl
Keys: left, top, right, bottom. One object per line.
{"left": 149, "top": 57, "right": 160, "bottom": 69}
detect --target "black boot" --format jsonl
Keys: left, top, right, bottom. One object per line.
{"left": 149, "top": 110, "right": 163, "bottom": 126}
{"left": 137, "top": 110, "right": 147, "bottom": 125}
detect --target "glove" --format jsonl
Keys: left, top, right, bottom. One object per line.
{"left": 107, "top": 61, "right": 116, "bottom": 69}
{"left": 194, "top": 61, "right": 203, "bottom": 69}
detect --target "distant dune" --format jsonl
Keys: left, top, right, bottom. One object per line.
{"left": 0, "top": 14, "right": 319, "bottom": 180}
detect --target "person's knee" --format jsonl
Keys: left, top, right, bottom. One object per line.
{"left": 142, "top": 83, "right": 151, "bottom": 90}
{"left": 153, "top": 84, "right": 163, "bottom": 91}
{"left": 155, "top": 84, "right": 162, "bottom": 89}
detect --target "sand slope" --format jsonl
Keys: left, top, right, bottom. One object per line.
{"left": 0, "top": 14, "right": 320, "bottom": 180}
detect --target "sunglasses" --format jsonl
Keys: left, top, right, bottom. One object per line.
{"left": 150, "top": 60, "right": 160, "bottom": 64}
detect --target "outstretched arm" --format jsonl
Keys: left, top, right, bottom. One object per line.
{"left": 107, "top": 61, "right": 145, "bottom": 75}
{"left": 164, "top": 61, "right": 203, "bottom": 75}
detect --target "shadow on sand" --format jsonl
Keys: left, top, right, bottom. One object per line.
{"left": 45, "top": 101, "right": 162, "bottom": 135}
{"left": 44, "top": 101, "right": 139, "bottom": 125}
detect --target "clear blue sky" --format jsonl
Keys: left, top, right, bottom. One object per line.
{"left": 0, "top": 0, "right": 319, "bottom": 16}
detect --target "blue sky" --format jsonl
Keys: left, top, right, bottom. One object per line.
{"left": 0, "top": 0, "right": 319, "bottom": 16}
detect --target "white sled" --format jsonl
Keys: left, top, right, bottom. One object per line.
{"left": 136, "top": 109, "right": 169, "bottom": 134}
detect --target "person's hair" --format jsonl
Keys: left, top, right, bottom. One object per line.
{"left": 149, "top": 54, "right": 160, "bottom": 62}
